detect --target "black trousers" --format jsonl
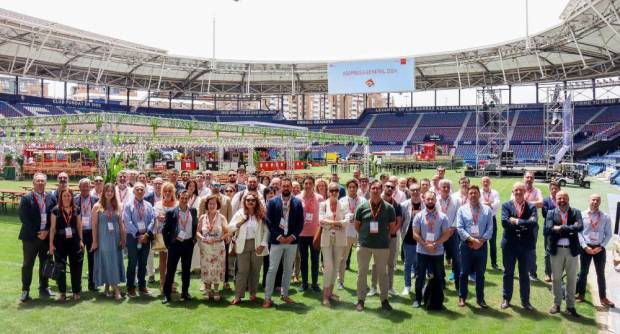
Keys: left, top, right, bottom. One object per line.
{"left": 576, "top": 247, "right": 607, "bottom": 299}
{"left": 54, "top": 237, "right": 83, "bottom": 294}
{"left": 415, "top": 253, "right": 444, "bottom": 303}
{"left": 82, "top": 230, "right": 95, "bottom": 289}
{"left": 298, "top": 236, "right": 319, "bottom": 286}
{"left": 21, "top": 238, "right": 50, "bottom": 292}
{"left": 163, "top": 240, "right": 193, "bottom": 297}
{"left": 488, "top": 217, "right": 498, "bottom": 267}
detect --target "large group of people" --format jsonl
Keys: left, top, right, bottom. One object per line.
{"left": 17, "top": 166, "right": 615, "bottom": 317}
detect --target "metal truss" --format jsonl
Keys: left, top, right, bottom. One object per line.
{"left": 475, "top": 88, "right": 510, "bottom": 172}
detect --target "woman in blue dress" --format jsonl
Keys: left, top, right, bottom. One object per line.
{"left": 91, "top": 183, "right": 126, "bottom": 300}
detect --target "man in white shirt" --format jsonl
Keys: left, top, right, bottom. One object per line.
{"left": 116, "top": 170, "right": 134, "bottom": 209}
{"left": 196, "top": 172, "right": 210, "bottom": 197}
{"left": 430, "top": 175, "right": 441, "bottom": 194}
{"left": 481, "top": 176, "right": 501, "bottom": 271}
{"left": 437, "top": 179, "right": 460, "bottom": 290}
{"left": 231, "top": 175, "right": 264, "bottom": 213}
{"left": 437, "top": 165, "right": 446, "bottom": 180}
{"left": 576, "top": 194, "right": 615, "bottom": 308}
{"left": 337, "top": 179, "right": 366, "bottom": 290}
{"left": 385, "top": 176, "right": 406, "bottom": 204}
{"left": 452, "top": 176, "right": 470, "bottom": 207}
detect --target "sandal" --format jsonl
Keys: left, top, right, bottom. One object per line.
{"left": 214, "top": 292, "right": 221, "bottom": 302}
{"left": 230, "top": 298, "right": 241, "bottom": 305}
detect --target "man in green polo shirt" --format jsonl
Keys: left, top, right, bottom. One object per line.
{"left": 355, "top": 180, "right": 397, "bottom": 312}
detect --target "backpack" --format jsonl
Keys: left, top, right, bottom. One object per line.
{"left": 423, "top": 276, "right": 445, "bottom": 310}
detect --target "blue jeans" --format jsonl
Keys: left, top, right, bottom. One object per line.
{"left": 502, "top": 245, "right": 531, "bottom": 304}
{"left": 459, "top": 242, "right": 487, "bottom": 301}
{"left": 403, "top": 242, "right": 417, "bottom": 288}
{"left": 444, "top": 233, "right": 461, "bottom": 290}
{"left": 126, "top": 234, "right": 150, "bottom": 290}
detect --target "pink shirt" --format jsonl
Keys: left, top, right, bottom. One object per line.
{"left": 297, "top": 192, "right": 323, "bottom": 237}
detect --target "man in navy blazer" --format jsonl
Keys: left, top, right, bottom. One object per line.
{"left": 263, "top": 177, "right": 304, "bottom": 308}
{"left": 544, "top": 191, "right": 583, "bottom": 317}
{"left": 18, "top": 172, "right": 58, "bottom": 302}
{"left": 500, "top": 182, "right": 537, "bottom": 311}
{"left": 541, "top": 181, "right": 560, "bottom": 282}
{"left": 161, "top": 190, "right": 198, "bottom": 303}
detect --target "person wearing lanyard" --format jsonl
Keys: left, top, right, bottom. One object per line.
{"left": 297, "top": 176, "right": 323, "bottom": 292}
{"left": 576, "top": 194, "right": 615, "bottom": 308}
{"left": 399, "top": 183, "right": 422, "bottom": 296}
{"left": 144, "top": 177, "right": 163, "bottom": 284}
{"left": 49, "top": 188, "right": 84, "bottom": 301}
{"left": 19, "top": 172, "right": 57, "bottom": 302}
{"left": 411, "top": 191, "right": 452, "bottom": 308}
{"left": 337, "top": 179, "right": 366, "bottom": 290}
{"left": 481, "top": 177, "right": 501, "bottom": 271}
{"left": 162, "top": 191, "right": 198, "bottom": 303}
{"left": 122, "top": 182, "right": 155, "bottom": 298}
{"left": 318, "top": 182, "right": 349, "bottom": 307}
{"left": 116, "top": 170, "right": 133, "bottom": 209}
{"left": 522, "top": 171, "right": 543, "bottom": 281}
{"left": 500, "top": 182, "right": 538, "bottom": 311}
{"left": 437, "top": 179, "right": 460, "bottom": 291}
{"left": 354, "top": 180, "right": 397, "bottom": 312}
{"left": 456, "top": 185, "right": 493, "bottom": 308}
{"left": 541, "top": 181, "right": 561, "bottom": 282}
{"left": 544, "top": 191, "right": 583, "bottom": 317}
{"left": 75, "top": 178, "right": 98, "bottom": 292}
{"left": 90, "top": 175, "right": 104, "bottom": 198}
{"left": 369, "top": 181, "right": 401, "bottom": 297}
{"left": 263, "top": 177, "right": 304, "bottom": 308}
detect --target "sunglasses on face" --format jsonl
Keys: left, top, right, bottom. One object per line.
{"left": 225, "top": 190, "right": 234, "bottom": 193}
{"left": 329, "top": 189, "right": 339, "bottom": 193}
{"left": 245, "top": 199, "right": 257, "bottom": 203}
{"left": 385, "top": 185, "right": 394, "bottom": 189}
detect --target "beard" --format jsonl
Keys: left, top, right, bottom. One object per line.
{"left": 425, "top": 203, "right": 435, "bottom": 210}
{"left": 248, "top": 185, "right": 257, "bottom": 191}
{"left": 282, "top": 190, "right": 291, "bottom": 197}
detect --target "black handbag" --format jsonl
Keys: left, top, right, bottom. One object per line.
{"left": 42, "top": 254, "right": 64, "bottom": 281}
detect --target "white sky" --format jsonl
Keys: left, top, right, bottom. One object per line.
{"left": 2, "top": 0, "right": 568, "bottom": 62}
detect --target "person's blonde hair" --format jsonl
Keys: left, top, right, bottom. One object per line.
{"left": 161, "top": 182, "right": 177, "bottom": 202}
{"left": 315, "top": 178, "right": 329, "bottom": 195}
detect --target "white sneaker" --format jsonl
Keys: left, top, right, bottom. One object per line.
{"left": 401, "top": 287, "right": 411, "bottom": 296}
{"left": 367, "top": 287, "right": 377, "bottom": 296}
{"left": 388, "top": 288, "right": 398, "bottom": 296}
{"left": 337, "top": 282, "right": 344, "bottom": 290}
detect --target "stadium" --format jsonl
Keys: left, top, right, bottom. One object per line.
{"left": 0, "top": 0, "right": 619, "bottom": 333}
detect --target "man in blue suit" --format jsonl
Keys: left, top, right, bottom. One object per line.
{"left": 263, "top": 177, "right": 304, "bottom": 308}
{"left": 500, "top": 182, "right": 538, "bottom": 311}
{"left": 19, "top": 172, "right": 57, "bottom": 302}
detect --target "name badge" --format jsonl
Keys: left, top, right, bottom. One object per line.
{"left": 137, "top": 221, "right": 146, "bottom": 232}
{"left": 370, "top": 221, "right": 379, "bottom": 234}
{"left": 40, "top": 214, "right": 47, "bottom": 230}
{"left": 280, "top": 218, "right": 289, "bottom": 235}
{"left": 305, "top": 213, "right": 314, "bottom": 221}
{"left": 589, "top": 232, "right": 600, "bottom": 243}
{"left": 65, "top": 227, "right": 73, "bottom": 238}
{"left": 82, "top": 216, "right": 91, "bottom": 229}
{"left": 178, "top": 230, "right": 187, "bottom": 240}
{"left": 426, "top": 232, "right": 436, "bottom": 241}
{"left": 470, "top": 225, "right": 480, "bottom": 237}
{"left": 107, "top": 222, "right": 114, "bottom": 232}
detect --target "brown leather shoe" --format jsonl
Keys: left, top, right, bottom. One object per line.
{"left": 262, "top": 299, "right": 273, "bottom": 308}
{"left": 280, "top": 296, "right": 295, "bottom": 304}
{"left": 249, "top": 295, "right": 257, "bottom": 302}
{"left": 127, "top": 288, "right": 137, "bottom": 298}
{"left": 230, "top": 298, "right": 241, "bottom": 305}
{"left": 576, "top": 294, "right": 585, "bottom": 303}
{"left": 356, "top": 300, "right": 365, "bottom": 312}
{"left": 601, "top": 298, "right": 615, "bottom": 308}
{"left": 139, "top": 287, "right": 150, "bottom": 295}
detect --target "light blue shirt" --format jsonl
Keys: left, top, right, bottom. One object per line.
{"left": 456, "top": 203, "right": 494, "bottom": 242}
{"left": 579, "top": 209, "right": 612, "bottom": 248}
{"left": 413, "top": 208, "right": 450, "bottom": 256}
{"left": 123, "top": 199, "right": 156, "bottom": 238}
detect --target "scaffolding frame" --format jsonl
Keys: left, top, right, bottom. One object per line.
{"left": 475, "top": 87, "right": 510, "bottom": 174}
{"left": 543, "top": 85, "right": 574, "bottom": 179}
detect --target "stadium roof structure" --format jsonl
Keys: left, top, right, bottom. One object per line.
{"left": 0, "top": 0, "right": 619, "bottom": 95}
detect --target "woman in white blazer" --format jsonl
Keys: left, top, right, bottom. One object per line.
{"left": 227, "top": 193, "right": 269, "bottom": 305}
{"left": 318, "top": 182, "right": 349, "bottom": 307}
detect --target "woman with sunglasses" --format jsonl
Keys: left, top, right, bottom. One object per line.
{"left": 318, "top": 182, "right": 349, "bottom": 307}
{"left": 150, "top": 182, "right": 177, "bottom": 292}
{"left": 228, "top": 193, "right": 269, "bottom": 305}
{"left": 49, "top": 188, "right": 84, "bottom": 301}
{"left": 197, "top": 194, "right": 229, "bottom": 301}
{"left": 224, "top": 184, "right": 236, "bottom": 200}
{"left": 91, "top": 183, "right": 126, "bottom": 300}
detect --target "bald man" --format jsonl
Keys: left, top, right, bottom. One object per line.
{"left": 543, "top": 191, "right": 583, "bottom": 317}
